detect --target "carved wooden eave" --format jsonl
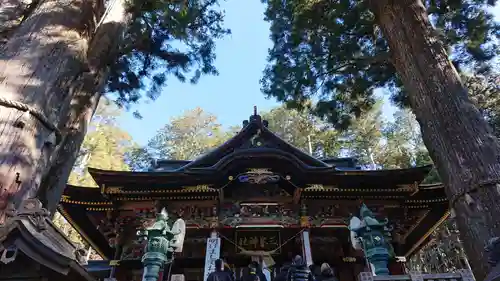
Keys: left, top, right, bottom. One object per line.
{"left": 59, "top": 185, "right": 218, "bottom": 209}
{"left": 103, "top": 184, "right": 218, "bottom": 195}
{"left": 0, "top": 199, "right": 96, "bottom": 281}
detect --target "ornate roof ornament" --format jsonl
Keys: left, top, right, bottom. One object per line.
{"left": 0, "top": 199, "right": 95, "bottom": 280}
{"left": 238, "top": 169, "right": 280, "bottom": 184}
{"left": 1, "top": 199, "right": 50, "bottom": 233}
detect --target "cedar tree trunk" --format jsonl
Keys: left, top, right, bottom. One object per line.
{"left": 0, "top": 0, "right": 36, "bottom": 45}
{"left": 368, "top": 0, "right": 500, "bottom": 278}
{"left": 0, "top": 0, "right": 101, "bottom": 222}
{"left": 38, "top": 0, "right": 128, "bottom": 216}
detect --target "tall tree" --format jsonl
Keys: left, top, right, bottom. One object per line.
{"left": 377, "top": 109, "right": 422, "bottom": 168}
{"left": 0, "top": 0, "right": 34, "bottom": 45}
{"left": 68, "top": 101, "right": 134, "bottom": 186}
{"left": 0, "top": 0, "right": 107, "bottom": 223}
{"left": 127, "top": 106, "right": 346, "bottom": 171}
{"left": 464, "top": 73, "right": 500, "bottom": 137}
{"left": 38, "top": 0, "right": 129, "bottom": 216}
{"left": 145, "top": 107, "right": 228, "bottom": 161}
{"left": 343, "top": 101, "right": 384, "bottom": 166}
{"left": 261, "top": 0, "right": 500, "bottom": 276}
{"left": 0, "top": 0, "right": 230, "bottom": 218}
{"left": 261, "top": 105, "right": 343, "bottom": 156}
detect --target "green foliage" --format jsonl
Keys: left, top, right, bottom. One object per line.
{"left": 127, "top": 106, "right": 347, "bottom": 170}
{"left": 107, "top": 0, "right": 230, "bottom": 113}
{"left": 126, "top": 145, "right": 155, "bottom": 171}
{"left": 373, "top": 108, "right": 441, "bottom": 182}
{"left": 260, "top": 0, "right": 499, "bottom": 128}
{"left": 52, "top": 211, "right": 85, "bottom": 247}
{"left": 261, "top": 105, "right": 343, "bottom": 156}
{"left": 129, "top": 107, "right": 229, "bottom": 164}
{"left": 69, "top": 100, "right": 135, "bottom": 186}
{"left": 52, "top": 211, "right": 103, "bottom": 260}
{"left": 343, "top": 101, "right": 384, "bottom": 165}
{"left": 464, "top": 73, "right": 500, "bottom": 136}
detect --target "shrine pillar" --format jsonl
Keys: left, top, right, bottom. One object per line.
{"left": 203, "top": 231, "right": 221, "bottom": 281}
{"left": 107, "top": 220, "right": 125, "bottom": 280}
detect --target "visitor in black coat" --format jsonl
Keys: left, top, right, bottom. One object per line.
{"left": 223, "top": 260, "right": 235, "bottom": 281}
{"left": 207, "top": 259, "right": 233, "bottom": 281}
{"left": 315, "top": 263, "right": 337, "bottom": 281}
{"left": 274, "top": 264, "right": 290, "bottom": 281}
{"left": 242, "top": 262, "right": 267, "bottom": 281}
{"left": 287, "top": 256, "right": 315, "bottom": 281}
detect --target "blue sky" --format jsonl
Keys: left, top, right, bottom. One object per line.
{"left": 117, "top": 2, "right": 500, "bottom": 146}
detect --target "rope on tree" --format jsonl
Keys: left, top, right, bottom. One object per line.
{"left": 0, "top": 96, "right": 62, "bottom": 144}
{"left": 450, "top": 178, "right": 500, "bottom": 208}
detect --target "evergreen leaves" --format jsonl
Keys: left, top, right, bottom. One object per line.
{"left": 106, "top": 0, "right": 230, "bottom": 111}
{"left": 260, "top": 0, "right": 499, "bottom": 128}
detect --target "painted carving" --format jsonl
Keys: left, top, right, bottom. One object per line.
{"left": 121, "top": 240, "right": 146, "bottom": 260}
{"left": 168, "top": 203, "right": 218, "bottom": 228}
{"left": 238, "top": 169, "right": 280, "bottom": 184}
{"left": 304, "top": 202, "right": 349, "bottom": 228}
{"left": 220, "top": 202, "right": 299, "bottom": 227}
{"left": 300, "top": 203, "right": 310, "bottom": 227}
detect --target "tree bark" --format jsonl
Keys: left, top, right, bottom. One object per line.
{"left": 0, "top": 0, "right": 102, "bottom": 222}
{"left": 0, "top": 0, "right": 37, "bottom": 46}
{"left": 368, "top": 0, "right": 500, "bottom": 278}
{"left": 38, "top": 0, "right": 128, "bottom": 217}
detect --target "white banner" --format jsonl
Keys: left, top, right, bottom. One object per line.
{"left": 203, "top": 238, "right": 221, "bottom": 281}
{"left": 301, "top": 230, "right": 313, "bottom": 266}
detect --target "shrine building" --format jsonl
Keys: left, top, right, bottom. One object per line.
{"left": 58, "top": 110, "right": 450, "bottom": 281}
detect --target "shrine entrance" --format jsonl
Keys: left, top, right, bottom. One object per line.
{"left": 212, "top": 227, "right": 364, "bottom": 281}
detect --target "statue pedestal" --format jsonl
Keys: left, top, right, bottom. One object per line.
{"left": 142, "top": 252, "right": 169, "bottom": 281}
{"left": 366, "top": 248, "right": 390, "bottom": 276}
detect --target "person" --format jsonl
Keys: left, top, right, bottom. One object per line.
{"left": 207, "top": 259, "right": 233, "bottom": 281}
{"left": 287, "top": 255, "right": 315, "bottom": 281}
{"left": 223, "top": 259, "right": 235, "bottom": 281}
{"left": 316, "top": 263, "right": 337, "bottom": 281}
{"left": 252, "top": 261, "right": 268, "bottom": 281}
{"left": 274, "top": 264, "right": 290, "bottom": 281}
{"left": 243, "top": 262, "right": 267, "bottom": 281}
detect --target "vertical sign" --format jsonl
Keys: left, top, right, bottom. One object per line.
{"left": 301, "top": 230, "right": 313, "bottom": 266}
{"left": 203, "top": 237, "right": 221, "bottom": 281}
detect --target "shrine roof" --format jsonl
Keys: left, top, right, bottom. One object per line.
{"left": 0, "top": 199, "right": 96, "bottom": 281}
{"left": 151, "top": 157, "right": 360, "bottom": 171}
{"left": 56, "top": 108, "right": 449, "bottom": 261}
{"left": 58, "top": 203, "right": 113, "bottom": 259}
{"left": 86, "top": 109, "right": 433, "bottom": 189}
{"left": 302, "top": 182, "right": 447, "bottom": 203}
